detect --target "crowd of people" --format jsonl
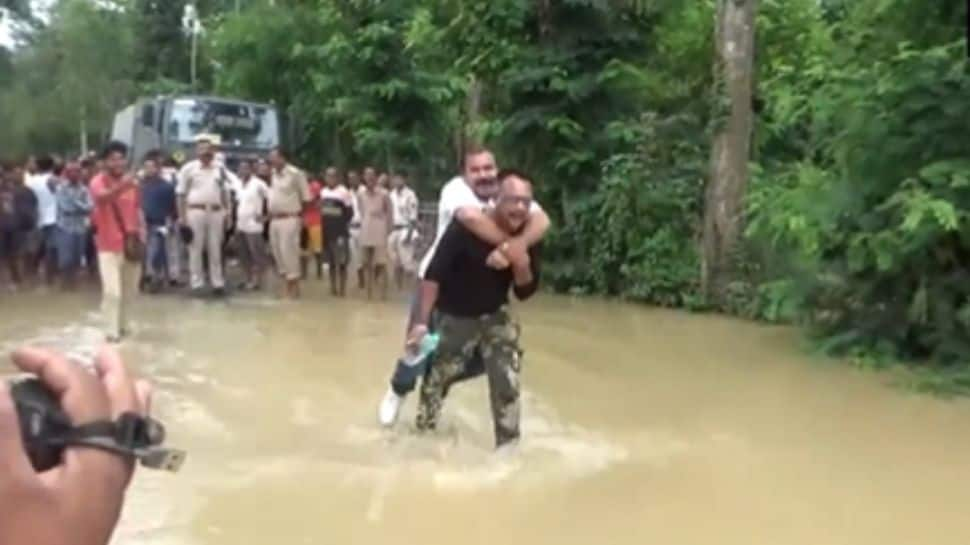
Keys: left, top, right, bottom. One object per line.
{"left": 1, "top": 143, "right": 548, "bottom": 545}
{"left": 3, "top": 139, "right": 547, "bottom": 445}
{"left": 0, "top": 135, "right": 423, "bottom": 338}
{"left": 3, "top": 140, "right": 547, "bottom": 444}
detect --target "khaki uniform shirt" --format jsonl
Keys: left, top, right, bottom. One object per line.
{"left": 268, "top": 164, "right": 310, "bottom": 215}
{"left": 176, "top": 160, "right": 228, "bottom": 207}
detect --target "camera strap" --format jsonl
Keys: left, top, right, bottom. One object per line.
{"left": 59, "top": 412, "right": 186, "bottom": 472}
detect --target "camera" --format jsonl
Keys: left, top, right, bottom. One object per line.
{"left": 9, "top": 377, "right": 185, "bottom": 473}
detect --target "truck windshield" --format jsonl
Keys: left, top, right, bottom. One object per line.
{"left": 167, "top": 98, "right": 279, "bottom": 149}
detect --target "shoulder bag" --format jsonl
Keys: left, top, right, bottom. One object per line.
{"left": 108, "top": 196, "right": 145, "bottom": 263}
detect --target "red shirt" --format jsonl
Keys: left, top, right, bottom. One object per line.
{"left": 90, "top": 173, "right": 141, "bottom": 254}
{"left": 303, "top": 180, "right": 323, "bottom": 227}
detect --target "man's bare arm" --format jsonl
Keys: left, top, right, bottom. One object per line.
{"left": 456, "top": 206, "right": 550, "bottom": 247}
{"left": 518, "top": 207, "right": 550, "bottom": 246}
{"left": 385, "top": 194, "right": 394, "bottom": 235}
{"left": 455, "top": 206, "right": 503, "bottom": 245}
{"left": 139, "top": 209, "right": 147, "bottom": 241}
{"left": 512, "top": 260, "right": 533, "bottom": 287}
{"left": 177, "top": 196, "right": 188, "bottom": 225}
{"left": 79, "top": 185, "right": 94, "bottom": 213}
{"left": 175, "top": 165, "right": 191, "bottom": 224}
{"left": 92, "top": 179, "right": 135, "bottom": 204}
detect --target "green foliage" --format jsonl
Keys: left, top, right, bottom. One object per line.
{"left": 210, "top": 0, "right": 664, "bottom": 198}
{"left": 482, "top": 0, "right": 660, "bottom": 200}
{"left": 211, "top": 0, "right": 461, "bottom": 185}
{"left": 806, "top": 42, "right": 970, "bottom": 364}
{"left": 130, "top": 0, "right": 192, "bottom": 86}
{"left": 547, "top": 112, "right": 706, "bottom": 307}
{"left": 754, "top": 0, "right": 834, "bottom": 162}
{"left": 733, "top": 0, "right": 970, "bottom": 386}
{"left": 904, "top": 366, "right": 970, "bottom": 398}
{"left": 0, "top": 0, "right": 135, "bottom": 157}
{"left": 839, "top": 0, "right": 965, "bottom": 53}
{"left": 2, "top": 0, "right": 970, "bottom": 389}
{"left": 0, "top": 0, "right": 242, "bottom": 159}
{"left": 476, "top": 1, "right": 711, "bottom": 305}
{"left": 749, "top": 35, "right": 970, "bottom": 368}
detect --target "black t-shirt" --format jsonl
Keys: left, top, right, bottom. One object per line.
{"left": 320, "top": 188, "right": 352, "bottom": 240}
{"left": 0, "top": 185, "right": 37, "bottom": 231}
{"left": 425, "top": 221, "right": 541, "bottom": 317}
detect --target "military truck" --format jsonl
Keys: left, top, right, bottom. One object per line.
{"left": 110, "top": 95, "right": 295, "bottom": 168}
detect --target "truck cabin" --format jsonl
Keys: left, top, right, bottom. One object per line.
{"left": 115, "top": 95, "right": 283, "bottom": 171}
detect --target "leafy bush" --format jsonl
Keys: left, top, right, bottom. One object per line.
{"left": 547, "top": 112, "right": 707, "bottom": 307}
{"left": 749, "top": 41, "right": 970, "bottom": 365}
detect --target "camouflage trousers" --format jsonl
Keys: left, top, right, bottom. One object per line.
{"left": 415, "top": 307, "right": 523, "bottom": 448}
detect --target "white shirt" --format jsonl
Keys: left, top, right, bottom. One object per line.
{"left": 161, "top": 167, "right": 179, "bottom": 185}
{"left": 417, "top": 176, "right": 543, "bottom": 277}
{"left": 235, "top": 176, "right": 269, "bottom": 234}
{"left": 350, "top": 185, "right": 364, "bottom": 227}
{"left": 27, "top": 173, "right": 58, "bottom": 227}
{"left": 320, "top": 185, "right": 354, "bottom": 207}
{"left": 390, "top": 186, "right": 418, "bottom": 227}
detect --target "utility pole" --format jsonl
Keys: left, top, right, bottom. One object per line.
{"left": 79, "top": 104, "right": 88, "bottom": 156}
{"left": 182, "top": 3, "right": 203, "bottom": 91}
{"left": 191, "top": 28, "right": 197, "bottom": 90}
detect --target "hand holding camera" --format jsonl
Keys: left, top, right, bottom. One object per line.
{"left": 0, "top": 346, "right": 181, "bottom": 545}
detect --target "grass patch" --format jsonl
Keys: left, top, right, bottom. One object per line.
{"left": 897, "top": 365, "right": 970, "bottom": 399}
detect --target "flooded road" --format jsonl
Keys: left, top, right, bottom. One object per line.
{"left": 3, "top": 285, "right": 970, "bottom": 545}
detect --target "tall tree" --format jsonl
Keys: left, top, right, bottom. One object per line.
{"left": 0, "top": 0, "right": 135, "bottom": 156}
{"left": 131, "top": 0, "right": 192, "bottom": 89}
{"left": 701, "top": 0, "right": 758, "bottom": 305}
{"left": 130, "top": 0, "right": 227, "bottom": 93}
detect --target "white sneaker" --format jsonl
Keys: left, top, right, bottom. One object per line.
{"left": 494, "top": 440, "right": 521, "bottom": 459}
{"left": 378, "top": 387, "right": 406, "bottom": 427}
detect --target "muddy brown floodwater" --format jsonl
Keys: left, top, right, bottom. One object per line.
{"left": 2, "top": 284, "right": 970, "bottom": 545}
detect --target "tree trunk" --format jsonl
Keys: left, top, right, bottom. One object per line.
{"left": 331, "top": 123, "right": 343, "bottom": 166}
{"left": 190, "top": 24, "right": 199, "bottom": 91}
{"left": 701, "top": 0, "right": 757, "bottom": 306}
{"left": 458, "top": 75, "right": 482, "bottom": 162}
{"left": 536, "top": 0, "right": 552, "bottom": 39}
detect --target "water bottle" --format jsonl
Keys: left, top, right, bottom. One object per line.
{"left": 402, "top": 332, "right": 440, "bottom": 367}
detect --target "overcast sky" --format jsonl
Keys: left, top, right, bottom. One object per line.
{"left": 0, "top": 13, "right": 16, "bottom": 48}
{"left": 1, "top": 0, "right": 55, "bottom": 49}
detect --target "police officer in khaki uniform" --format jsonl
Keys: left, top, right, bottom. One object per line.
{"left": 267, "top": 148, "right": 311, "bottom": 299}
{"left": 176, "top": 134, "right": 231, "bottom": 296}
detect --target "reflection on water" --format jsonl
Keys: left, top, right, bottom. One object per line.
{"left": 2, "top": 285, "right": 970, "bottom": 545}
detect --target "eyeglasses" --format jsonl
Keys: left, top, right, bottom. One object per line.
{"left": 497, "top": 195, "right": 532, "bottom": 208}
